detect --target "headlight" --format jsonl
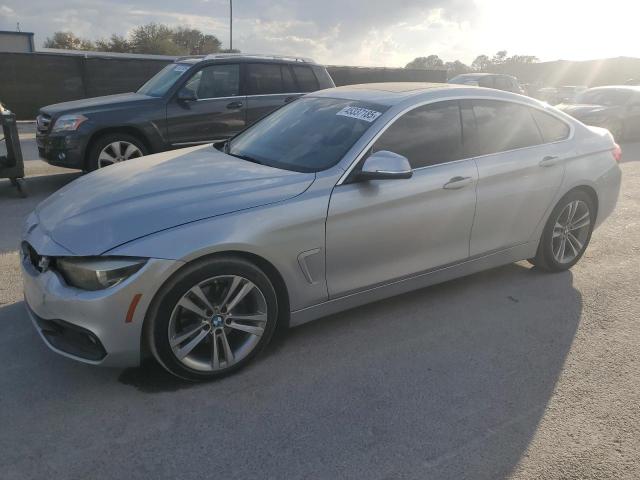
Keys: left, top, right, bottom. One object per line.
{"left": 56, "top": 257, "right": 146, "bottom": 291}
{"left": 51, "top": 114, "right": 87, "bottom": 132}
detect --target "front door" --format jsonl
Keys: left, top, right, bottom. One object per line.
{"left": 326, "top": 100, "right": 478, "bottom": 297}
{"left": 166, "top": 63, "right": 246, "bottom": 145}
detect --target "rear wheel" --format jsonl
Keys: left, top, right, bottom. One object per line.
{"left": 530, "top": 190, "right": 595, "bottom": 272}
{"left": 87, "top": 133, "right": 147, "bottom": 171}
{"left": 149, "top": 257, "right": 279, "bottom": 381}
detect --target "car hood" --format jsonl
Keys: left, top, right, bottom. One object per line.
{"left": 556, "top": 103, "right": 616, "bottom": 117}
{"left": 40, "top": 92, "right": 157, "bottom": 116}
{"left": 35, "top": 146, "right": 315, "bottom": 255}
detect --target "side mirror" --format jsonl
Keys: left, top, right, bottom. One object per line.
{"left": 354, "top": 150, "right": 412, "bottom": 181}
{"left": 177, "top": 88, "right": 197, "bottom": 102}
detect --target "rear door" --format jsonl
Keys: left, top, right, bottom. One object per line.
{"left": 326, "top": 100, "right": 478, "bottom": 297}
{"left": 166, "top": 63, "right": 246, "bottom": 145}
{"left": 465, "top": 99, "right": 571, "bottom": 256}
{"left": 244, "top": 63, "right": 301, "bottom": 125}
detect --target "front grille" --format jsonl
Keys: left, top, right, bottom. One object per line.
{"left": 36, "top": 114, "right": 51, "bottom": 133}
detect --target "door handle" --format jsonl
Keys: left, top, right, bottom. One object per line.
{"left": 284, "top": 96, "right": 298, "bottom": 104}
{"left": 443, "top": 176, "right": 473, "bottom": 190}
{"left": 539, "top": 155, "right": 561, "bottom": 167}
{"left": 226, "top": 101, "right": 244, "bottom": 110}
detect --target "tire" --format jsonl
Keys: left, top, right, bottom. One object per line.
{"left": 147, "top": 256, "right": 279, "bottom": 381}
{"left": 530, "top": 190, "right": 596, "bottom": 272}
{"left": 86, "top": 133, "right": 148, "bottom": 171}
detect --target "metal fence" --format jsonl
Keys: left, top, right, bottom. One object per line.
{"left": 0, "top": 51, "right": 446, "bottom": 119}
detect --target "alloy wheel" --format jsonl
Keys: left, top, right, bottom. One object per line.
{"left": 551, "top": 200, "right": 591, "bottom": 264}
{"left": 97, "top": 141, "right": 143, "bottom": 168}
{"left": 168, "top": 275, "right": 268, "bottom": 372}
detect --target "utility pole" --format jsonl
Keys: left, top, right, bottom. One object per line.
{"left": 229, "top": 0, "right": 233, "bottom": 51}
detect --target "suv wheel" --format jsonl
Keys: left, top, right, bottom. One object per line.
{"left": 87, "top": 133, "right": 148, "bottom": 171}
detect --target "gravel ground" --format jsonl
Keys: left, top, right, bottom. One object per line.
{"left": 0, "top": 124, "right": 638, "bottom": 479}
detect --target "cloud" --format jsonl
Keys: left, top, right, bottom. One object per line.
{"left": 0, "top": 0, "right": 477, "bottom": 66}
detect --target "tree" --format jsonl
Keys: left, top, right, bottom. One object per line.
{"left": 445, "top": 60, "right": 472, "bottom": 78}
{"left": 172, "top": 27, "right": 222, "bottom": 55}
{"left": 43, "top": 31, "right": 94, "bottom": 50}
{"left": 43, "top": 23, "right": 229, "bottom": 56}
{"left": 492, "top": 50, "right": 508, "bottom": 64}
{"left": 405, "top": 55, "right": 444, "bottom": 69}
{"left": 95, "top": 34, "right": 132, "bottom": 53}
{"left": 471, "top": 54, "right": 491, "bottom": 71}
{"left": 129, "top": 23, "right": 183, "bottom": 55}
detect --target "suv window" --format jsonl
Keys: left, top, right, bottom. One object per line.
{"left": 531, "top": 109, "right": 570, "bottom": 143}
{"left": 185, "top": 64, "right": 240, "bottom": 99}
{"left": 246, "top": 63, "right": 288, "bottom": 95}
{"left": 373, "top": 100, "right": 463, "bottom": 169}
{"left": 494, "top": 76, "right": 512, "bottom": 91}
{"left": 478, "top": 76, "right": 494, "bottom": 88}
{"left": 468, "top": 100, "right": 542, "bottom": 155}
{"left": 292, "top": 66, "right": 320, "bottom": 92}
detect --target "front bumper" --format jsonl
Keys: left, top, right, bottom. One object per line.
{"left": 36, "top": 131, "right": 88, "bottom": 169}
{"left": 21, "top": 250, "right": 181, "bottom": 367}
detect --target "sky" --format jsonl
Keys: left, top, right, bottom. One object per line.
{"left": 1, "top": 0, "right": 639, "bottom": 67}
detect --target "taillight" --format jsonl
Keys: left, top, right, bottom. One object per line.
{"left": 612, "top": 143, "right": 622, "bottom": 163}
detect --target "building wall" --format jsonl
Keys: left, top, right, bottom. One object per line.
{"left": 0, "top": 51, "right": 446, "bottom": 119}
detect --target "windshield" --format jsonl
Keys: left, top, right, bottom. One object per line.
{"left": 228, "top": 97, "right": 388, "bottom": 173}
{"left": 137, "top": 63, "right": 191, "bottom": 97}
{"left": 574, "top": 89, "right": 632, "bottom": 106}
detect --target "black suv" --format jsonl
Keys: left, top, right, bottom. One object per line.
{"left": 36, "top": 54, "right": 335, "bottom": 170}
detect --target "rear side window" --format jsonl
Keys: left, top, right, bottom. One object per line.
{"left": 246, "top": 64, "right": 286, "bottom": 95}
{"left": 281, "top": 65, "right": 297, "bottom": 92}
{"left": 373, "top": 100, "right": 463, "bottom": 169}
{"left": 468, "top": 100, "right": 543, "bottom": 155}
{"left": 292, "top": 66, "right": 320, "bottom": 92}
{"left": 494, "top": 76, "right": 512, "bottom": 91}
{"left": 478, "top": 77, "right": 494, "bottom": 88}
{"left": 311, "top": 65, "right": 335, "bottom": 89}
{"left": 531, "top": 109, "right": 570, "bottom": 143}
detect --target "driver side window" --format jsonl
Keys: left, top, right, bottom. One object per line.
{"left": 372, "top": 100, "right": 464, "bottom": 169}
{"left": 183, "top": 64, "right": 240, "bottom": 100}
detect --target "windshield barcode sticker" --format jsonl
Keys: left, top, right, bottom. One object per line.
{"left": 336, "top": 106, "right": 382, "bottom": 122}
{"left": 174, "top": 65, "right": 189, "bottom": 72}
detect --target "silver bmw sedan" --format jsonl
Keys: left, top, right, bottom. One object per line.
{"left": 21, "top": 83, "right": 622, "bottom": 380}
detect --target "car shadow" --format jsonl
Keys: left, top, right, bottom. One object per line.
{"left": 0, "top": 261, "right": 581, "bottom": 479}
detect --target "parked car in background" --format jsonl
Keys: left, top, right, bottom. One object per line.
{"left": 557, "top": 85, "right": 640, "bottom": 140}
{"left": 35, "top": 54, "right": 335, "bottom": 171}
{"left": 537, "top": 87, "right": 560, "bottom": 105}
{"left": 556, "top": 85, "right": 588, "bottom": 104}
{"left": 22, "top": 83, "right": 621, "bottom": 380}
{"left": 448, "top": 73, "right": 524, "bottom": 94}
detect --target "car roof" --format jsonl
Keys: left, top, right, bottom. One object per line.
{"left": 175, "top": 53, "right": 319, "bottom": 66}
{"left": 453, "top": 73, "right": 513, "bottom": 78}
{"left": 586, "top": 85, "right": 640, "bottom": 92}
{"left": 310, "top": 82, "right": 536, "bottom": 107}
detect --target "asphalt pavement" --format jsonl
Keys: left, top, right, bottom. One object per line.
{"left": 0, "top": 124, "right": 638, "bottom": 479}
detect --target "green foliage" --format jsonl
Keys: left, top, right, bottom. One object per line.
{"left": 405, "top": 55, "right": 444, "bottom": 69}
{"left": 43, "top": 32, "right": 94, "bottom": 51}
{"left": 43, "top": 23, "right": 229, "bottom": 56}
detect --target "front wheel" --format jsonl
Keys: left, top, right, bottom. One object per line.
{"left": 87, "top": 133, "right": 147, "bottom": 171}
{"left": 530, "top": 190, "right": 596, "bottom": 272}
{"left": 148, "top": 257, "right": 279, "bottom": 381}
